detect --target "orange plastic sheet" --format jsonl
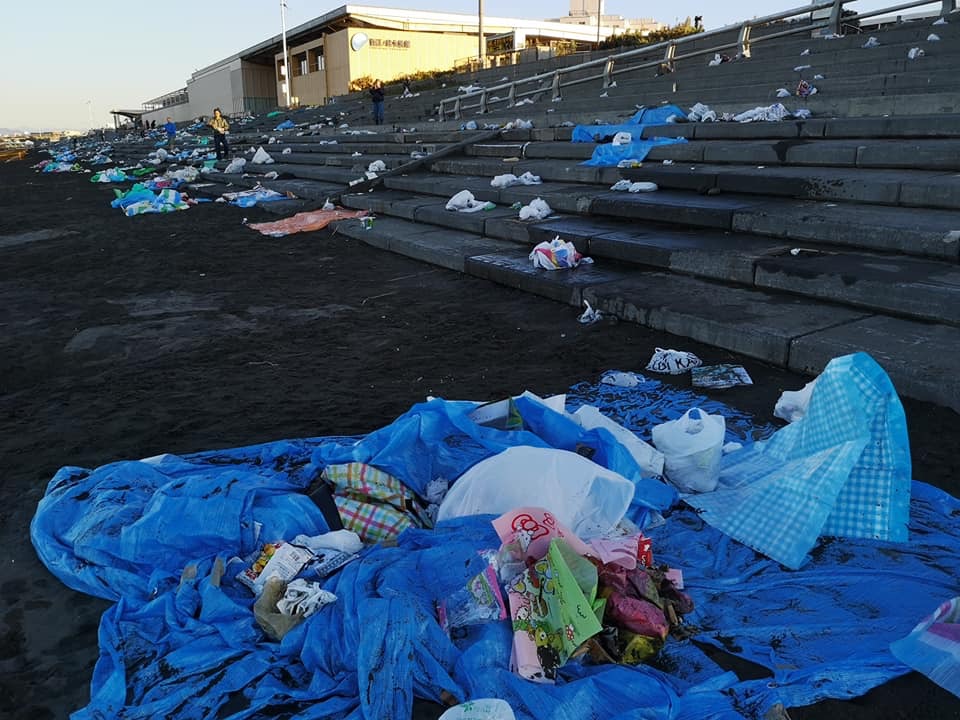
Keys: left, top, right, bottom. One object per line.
{"left": 248, "top": 207, "right": 367, "bottom": 237}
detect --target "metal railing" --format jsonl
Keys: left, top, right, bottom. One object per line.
{"left": 437, "top": 0, "right": 956, "bottom": 119}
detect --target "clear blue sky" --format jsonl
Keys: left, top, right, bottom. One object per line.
{"left": 0, "top": 0, "right": 883, "bottom": 131}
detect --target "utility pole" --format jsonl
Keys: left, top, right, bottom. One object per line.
{"left": 281, "top": 0, "right": 292, "bottom": 107}
{"left": 596, "top": 0, "right": 602, "bottom": 49}
{"left": 478, "top": 0, "right": 485, "bottom": 68}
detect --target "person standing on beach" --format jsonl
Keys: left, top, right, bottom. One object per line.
{"left": 164, "top": 117, "right": 177, "bottom": 150}
{"left": 369, "top": 80, "right": 385, "bottom": 125}
{"left": 209, "top": 108, "right": 230, "bottom": 160}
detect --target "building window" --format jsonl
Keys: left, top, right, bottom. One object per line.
{"left": 309, "top": 47, "right": 324, "bottom": 73}
{"left": 292, "top": 52, "right": 308, "bottom": 77}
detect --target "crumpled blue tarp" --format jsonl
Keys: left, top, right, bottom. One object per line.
{"left": 581, "top": 136, "right": 688, "bottom": 167}
{"left": 571, "top": 104, "right": 687, "bottom": 143}
{"left": 275, "top": 119, "right": 295, "bottom": 130}
{"left": 30, "top": 370, "right": 960, "bottom": 719}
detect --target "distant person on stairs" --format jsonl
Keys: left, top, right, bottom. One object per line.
{"left": 209, "top": 108, "right": 230, "bottom": 160}
{"left": 370, "top": 80, "right": 385, "bottom": 125}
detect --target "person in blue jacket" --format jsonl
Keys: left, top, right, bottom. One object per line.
{"left": 164, "top": 117, "right": 177, "bottom": 150}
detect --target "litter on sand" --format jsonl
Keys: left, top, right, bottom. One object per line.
{"left": 248, "top": 207, "right": 367, "bottom": 237}
{"left": 28, "top": 353, "right": 960, "bottom": 719}
{"left": 691, "top": 364, "right": 753, "bottom": 389}
{"left": 645, "top": 347, "right": 702, "bottom": 375}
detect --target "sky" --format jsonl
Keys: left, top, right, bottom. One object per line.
{"left": 0, "top": 0, "right": 893, "bottom": 131}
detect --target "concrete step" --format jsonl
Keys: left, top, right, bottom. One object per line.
{"left": 753, "top": 249, "right": 960, "bottom": 325}
{"left": 330, "top": 213, "right": 518, "bottom": 273}
{"left": 327, "top": 208, "right": 960, "bottom": 411}
{"left": 377, "top": 171, "right": 960, "bottom": 259}
{"left": 341, "top": 184, "right": 960, "bottom": 325}
{"left": 620, "top": 163, "right": 960, "bottom": 210}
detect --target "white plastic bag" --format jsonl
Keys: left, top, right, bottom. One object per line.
{"left": 252, "top": 147, "right": 274, "bottom": 164}
{"left": 440, "top": 699, "right": 516, "bottom": 720}
{"left": 573, "top": 405, "right": 665, "bottom": 478}
{"left": 224, "top": 157, "right": 247, "bottom": 174}
{"left": 651, "top": 408, "right": 725, "bottom": 493}
{"left": 612, "top": 131, "right": 632, "bottom": 146}
{"left": 774, "top": 378, "right": 817, "bottom": 423}
{"left": 436, "top": 446, "right": 635, "bottom": 538}
{"left": 646, "top": 347, "right": 702, "bottom": 374}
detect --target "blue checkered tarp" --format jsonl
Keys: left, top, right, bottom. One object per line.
{"left": 685, "top": 352, "right": 912, "bottom": 569}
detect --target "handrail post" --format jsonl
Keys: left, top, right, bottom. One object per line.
{"left": 942, "top": 0, "right": 957, "bottom": 15}
{"left": 507, "top": 83, "right": 516, "bottom": 107}
{"left": 602, "top": 57, "right": 615, "bottom": 88}
{"left": 551, "top": 71, "right": 561, "bottom": 101}
{"left": 737, "top": 23, "right": 752, "bottom": 57}
{"left": 663, "top": 43, "right": 676, "bottom": 64}
{"left": 438, "top": 100, "right": 445, "bottom": 119}
{"left": 826, "top": 0, "right": 843, "bottom": 35}
{"left": 453, "top": 97, "right": 462, "bottom": 121}
{"left": 479, "top": 90, "right": 488, "bottom": 114}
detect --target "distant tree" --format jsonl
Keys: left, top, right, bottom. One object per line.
{"left": 599, "top": 19, "right": 703, "bottom": 51}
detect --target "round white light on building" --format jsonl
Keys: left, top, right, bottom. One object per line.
{"left": 351, "top": 33, "right": 368, "bottom": 51}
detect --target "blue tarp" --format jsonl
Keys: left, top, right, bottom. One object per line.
{"left": 571, "top": 104, "right": 687, "bottom": 143}
{"left": 580, "top": 136, "right": 688, "bottom": 167}
{"left": 30, "top": 370, "right": 960, "bottom": 719}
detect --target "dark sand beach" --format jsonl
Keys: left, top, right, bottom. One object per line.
{"left": 1, "top": 155, "right": 958, "bottom": 719}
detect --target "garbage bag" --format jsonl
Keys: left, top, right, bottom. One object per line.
{"left": 436, "top": 446, "right": 635, "bottom": 538}
{"left": 224, "top": 157, "right": 246, "bottom": 173}
{"left": 652, "top": 409, "right": 725, "bottom": 493}
{"left": 251, "top": 146, "right": 274, "bottom": 164}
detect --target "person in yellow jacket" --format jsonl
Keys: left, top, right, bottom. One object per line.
{"left": 209, "top": 108, "right": 230, "bottom": 160}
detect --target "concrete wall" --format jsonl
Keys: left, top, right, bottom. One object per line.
{"left": 346, "top": 28, "right": 479, "bottom": 87}
{"left": 273, "top": 26, "right": 484, "bottom": 104}
{"left": 142, "top": 102, "right": 194, "bottom": 126}
{"left": 275, "top": 37, "right": 329, "bottom": 107}
{"left": 187, "top": 58, "right": 241, "bottom": 117}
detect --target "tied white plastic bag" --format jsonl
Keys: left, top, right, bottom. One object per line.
{"left": 652, "top": 408, "right": 726, "bottom": 493}
{"left": 439, "top": 699, "right": 516, "bottom": 720}
{"left": 612, "top": 131, "right": 632, "bottom": 146}
{"left": 774, "top": 378, "right": 817, "bottom": 423}
{"left": 646, "top": 347, "right": 702, "bottom": 374}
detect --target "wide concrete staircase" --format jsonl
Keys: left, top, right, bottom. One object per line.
{"left": 107, "top": 12, "right": 960, "bottom": 411}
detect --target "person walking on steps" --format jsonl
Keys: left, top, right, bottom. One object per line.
{"left": 369, "top": 80, "right": 385, "bottom": 125}
{"left": 164, "top": 116, "right": 177, "bottom": 151}
{"left": 209, "top": 108, "right": 230, "bottom": 160}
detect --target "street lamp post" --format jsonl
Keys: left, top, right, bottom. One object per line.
{"left": 478, "top": 0, "right": 485, "bottom": 67}
{"left": 281, "top": 0, "right": 292, "bottom": 108}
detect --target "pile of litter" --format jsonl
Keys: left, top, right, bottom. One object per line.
{"left": 529, "top": 236, "right": 591, "bottom": 270}
{"left": 110, "top": 183, "right": 190, "bottom": 216}
{"left": 29, "top": 353, "right": 960, "bottom": 719}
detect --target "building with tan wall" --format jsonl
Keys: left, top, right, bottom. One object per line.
{"left": 137, "top": 4, "right": 625, "bottom": 120}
